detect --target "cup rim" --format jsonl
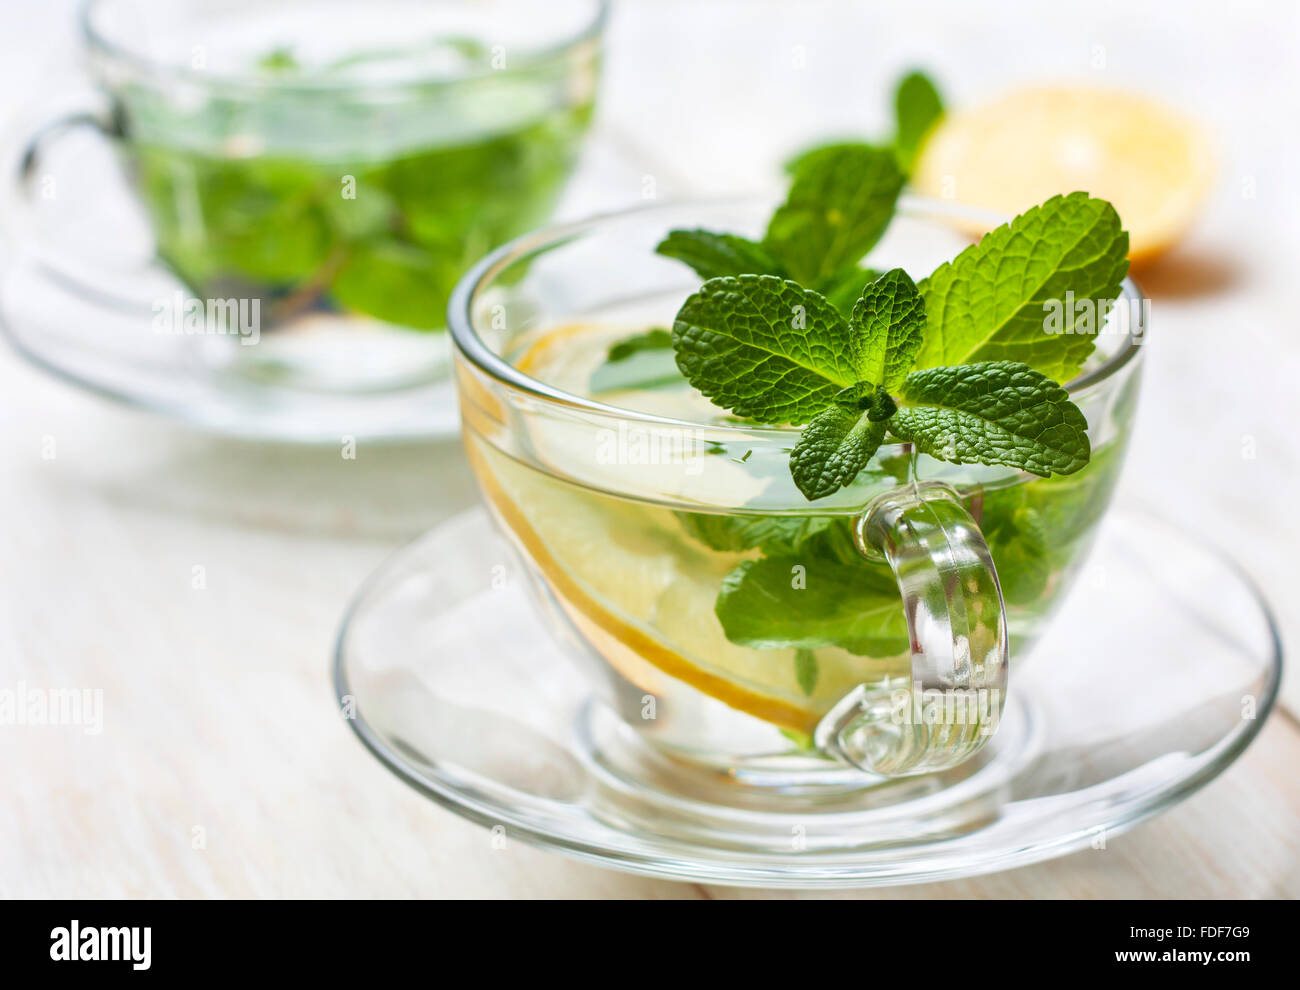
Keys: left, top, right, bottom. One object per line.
{"left": 80, "top": 0, "right": 609, "bottom": 93}
{"left": 447, "top": 193, "right": 1146, "bottom": 434}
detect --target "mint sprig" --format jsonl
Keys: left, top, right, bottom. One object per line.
{"left": 788, "top": 391, "right": 892, "bottom": 502}
{"left": 667, "top": 192, "right": 1127, "bottom": 501}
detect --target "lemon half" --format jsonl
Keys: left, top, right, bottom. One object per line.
{"left": 913, "top": 85, "right": 1216, "bottom": 265}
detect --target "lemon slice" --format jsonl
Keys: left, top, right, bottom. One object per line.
{"left": 513, "top": 322, "right": 609, "bottom": 381}
{"left": 465, "top": 436, "right": 902, "bottom": 732}
{"left": 515, "top": 322, "right": 722, "bottom": 422}
{"left": 913, "top": 85, "right": 1215, "bottom": 265}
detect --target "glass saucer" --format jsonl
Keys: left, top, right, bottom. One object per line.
{"left": 0, "top": 247, "right": 460, "bottom": 443}
{"left": 333, "top": 503, "right": 1282, "bottom": 887}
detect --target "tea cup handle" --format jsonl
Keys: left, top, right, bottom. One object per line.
{"left": 9, "top": 99, "right": 151, "bottom": 289}
{"left": 15, "top": 100, "right": 121, "bottom": 198}
{"left": 814, "top": 482, "right": 1009, "bottom": 776}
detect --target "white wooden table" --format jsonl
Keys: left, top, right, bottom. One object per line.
{"left": 2, "top": 0, "right": 1297, "bottom": 898}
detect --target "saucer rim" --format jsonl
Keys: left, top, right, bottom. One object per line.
{"left": 0, "top": 257, "right": 461, "bottom": 445}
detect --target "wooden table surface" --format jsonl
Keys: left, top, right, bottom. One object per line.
{"left": 2, "top": 0, "right": 1297, "bottom": 898}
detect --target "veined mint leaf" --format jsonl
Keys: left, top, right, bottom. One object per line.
{"left": 915, "top": 192, "right": 1129, "bottom": 383}
{"left": 671, "top": 275, "right": 857, "bottom": 423}
{"left": 782, "top": 267, "right": 921, "bottom": 501}
{"left": 656, "top": 229, "right": 784, "bottom": 280}
{"left": 607, "top": 327, "right": 671, "bottom": 362}
{"left": 715, "top": 554, "right": 908, "bottom": 656}
{"left": 790, "top": 401, "right": 889, "bottom": 500}
{"left": 763, "top": 145, "right": 904, "bottom": 284}
{"left": 890, "top": 361, "right": 1090, "bottom": 477}
{"left": 853, "top": 267, "right": 925, "bottom": 391}
{"left": 894, "top": 71, "right": 944, "bottom": 173}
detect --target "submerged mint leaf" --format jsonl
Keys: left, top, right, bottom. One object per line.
{"left": 779, "top": 727, "right": 817, "bottom": 751}
{"left": 893, "top": 70, "right": 944, "bottom": 172}
{"left": 981, "top": 503, "right": 1050, "bottom": 605}
{"left": 853, "top": 267, "right": 925, "bottom": 391}
{"left": 763, "top": 145, "right": 905, "bottom": 284}
{"left": 591, "top": 329, "right": 681, "bottom": 393}
{"left": 330, "top": 239, "right": 453, "bottom": 330}
{"left": 890, "top": 361, "right": 1090, "bottom": 477}
{"left": 675, "top": 511, "right": 836, "bottom": 555}
{"left": 671, "top": 275, "right": 857, "bottom": 423}
{"left": 607, "top": 327, "right": 671, "bottom": 362}
{"left": 790, "top": 399, "right": 889, "bottom": 500}
{"left": 656, "top": 229, "right": 784, "bottom": 280}
{"left": 794, "top": 649, "right": 819, "bottom": 696}
{"left": 915, "top": 192, "right": 1129, "bottom": 383}
{"left": 715, "top": 554, "right": 908, "bottom": 656}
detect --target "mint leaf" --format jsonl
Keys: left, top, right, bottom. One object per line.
{"left": 671, "top": 275, "right": 857, "bottom": 423}
{"left": 330, "top": 239, "right": 454, "bottom": 330}
{"left": 320, "top": 181, "right": 397, "bottom": 241}
{"left": 784, "top": 267, "right": 919, "bottom": 500}
{"left": 890, "top": 361, "right": 1090, "bottom": 477}
{"left": 978, "top": 435, "right": 1126, "bottom": 583}
{"left": 789, "top": 394, "right": 890, "bottom": 500}
{"left": 590, "top": 328, "right": 680, "bottom": 393}
{"left": 981, "top": 503, "right": 1050, "bottom": 605}
{"left": 794, "top": 649, "right": 819, "bottom": 696}
{"left": 893, "top": 71, "right": 944, "bottom": 173}
{"left": 853, "top": 268, "right": 925, "bottom": 391}
{"left": 675, "top": 511, "right": 836, "bottom": 555}
{"left": 656, "top": 229, "right": 783, "bottom": 280}
{"left": 607, "top": 328, "right": 671, "bottom": 362}
{"left": 715, "top": 554, "right": 908, "bottom": 656}
{"left": 782, "top": 140, "right": 876, "bottom": 178}
{"left": 813, "top": 265, "right": 880, "bottom": 316}
{"left": 915, "top": 192, "right": 1129, "bottom": 383}
{"left": 763, "top": 145, "right": 904, "bottom": 284}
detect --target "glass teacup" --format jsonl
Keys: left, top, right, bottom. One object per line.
{"left": 450, "top": 197, "right": 1143, "bottom": 780}
{"left": 18, "top": 0, "right": 605, "bottom": 391}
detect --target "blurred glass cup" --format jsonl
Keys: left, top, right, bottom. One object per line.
{"left": 19, "top": 0, "right": 607, "bottom": 392}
